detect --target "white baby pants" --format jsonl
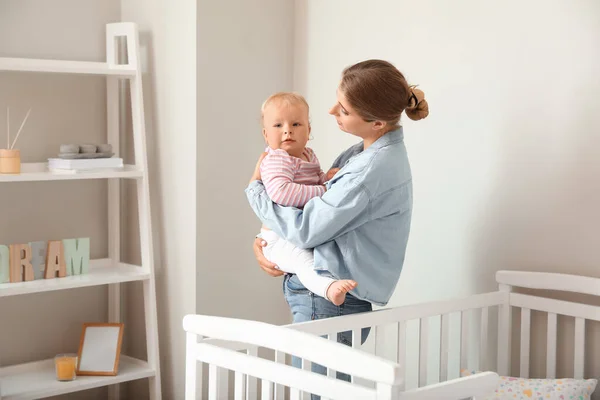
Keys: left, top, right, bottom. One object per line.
{"left": 258, "top": 229, "right": 334, "bottom": 299}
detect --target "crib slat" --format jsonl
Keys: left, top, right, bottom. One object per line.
{"left": 546, "top": 313, "right": 557, "bottom": 378}
{"left": 301, "top": 357, "right": 311, "bottom": 400}
{"left": 235, "top": 371, "right": 246, "bottom": 400}
{"left": 327, "top": 333, "right": 336, "bottom": 379}
{"left": 574, "top": 318, "right": 585, "bottom": 379}
{"left": 261, "top": 380, "right": 273, "bottom": 400}
{"left": 194, "top": 361, "right": 203, "bottom": 400}
{"left": 290, "top": 388, "right": 301, "bottom": 400}
{"left": 274, "top": 351, "right": 285, "bottom": 400}
{"left": 220, "top": 367, "right": 229, "bottom": 398}
{"left": 373, "top": 326, "right": 379, "bottom": 356}
{"left": 520, "top": 308, "right": 531, "bottom": 378}
{"left": 419, "top": 317, "right": 428, "bottom": 387}
{"left": 397, "top": 321, "right": 406, "bottom": 391}
{"left": 352, "top": 329, "right": 361, "bottom": 350}
{"left": 209, "top": 364, "right": 219, "bottom": 400}
{"left": 460, "top": 311, "right": 469, "bottom": 370}
{"left": 371, "top": 326, "right": 380, "bottom": 390}
{"left": 321, "top": 333, "right": 337, "bottom": 400}
{"left": 185, "top": 333, "right": 199, "bottom": 400}
{"left": 498, "top": 285, "right": 512, "bottom": 376}
{"left": 247, "top": 347, "right": 258, "bottom": 400}
{"left": 479, "top": 307, "right": 489, "bottom": 371}
{"left": 440, "top": 314, "right": 449, "bottom": 382}
{"left": 351, "top": 329, "right": 361, "bottom": 384}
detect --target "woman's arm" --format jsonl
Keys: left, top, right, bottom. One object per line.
{"left": 245, "top": 175, "right": 369, "bottom": 249}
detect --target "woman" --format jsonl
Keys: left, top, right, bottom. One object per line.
{"left": 246, "top": 59, "right": 429, "bottom": 385}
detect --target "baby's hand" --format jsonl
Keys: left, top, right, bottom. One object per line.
{"left": 325, "top": 168, "right": 340, "bottom": 182}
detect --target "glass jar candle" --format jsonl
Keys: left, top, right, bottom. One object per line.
{"left": 54, "top": 353, "right": 78, "bottom": 381}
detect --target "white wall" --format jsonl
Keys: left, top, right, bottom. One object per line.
{"left": 196, "top": 0, "right": 294, "bottom": 323}
{"left": 295, "top": 0, "right": 600, "bottom": 386}
{"left": 120, "top": 1, "right": 197, "bottom": 399}
{"left": 0, "top": 1, "right": 120, "bottom": 399}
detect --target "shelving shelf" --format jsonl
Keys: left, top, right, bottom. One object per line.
{"left": 0, "top": 163, "right": 143, "bottom": 183}
{"left": 0, "top": 22, "right": 162, "bottom": 400}
{"left": 0, "top": 259, "right": 150, "bottom": 297}
{"left": 0, "top": 57, "right": 136, "bottom": 77}
{"left": 0, "top": 356, "right": 155, "bottom": 400}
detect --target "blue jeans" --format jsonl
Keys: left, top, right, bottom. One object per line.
{"left": 283, "top": 274, "right": 372, "bottom": 399}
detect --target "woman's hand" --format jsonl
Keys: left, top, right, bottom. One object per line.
{"left": 325, "top": 167, "right": 341, "bottom": 182}
{"left": 249, "top": 152, "right": 268, "bottom": 184}
{"left": 253, "top": 237, "right": 284, "bottom": 277}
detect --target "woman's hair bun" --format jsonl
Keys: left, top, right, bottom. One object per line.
{"left": 406, "top": 87, "right": 429, "bottom": 121}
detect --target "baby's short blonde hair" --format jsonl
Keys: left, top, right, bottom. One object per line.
{"left": 261, "top": 92, "right": 310, "bottom": 124}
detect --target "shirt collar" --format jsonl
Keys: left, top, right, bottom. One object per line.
{"left": 368, "top": 126, "right": 404, "bottom": 151}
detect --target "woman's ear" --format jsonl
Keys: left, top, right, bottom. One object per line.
{"left": 371, "top": 120, "right": 387, "bottom": 131}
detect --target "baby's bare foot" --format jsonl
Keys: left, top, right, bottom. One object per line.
{"left": 326, "top": 280, "right": 358, "bottom": 306}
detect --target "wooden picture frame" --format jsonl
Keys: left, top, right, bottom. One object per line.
{"left": 76, "top": 322, "right": 124, "bottom": 376}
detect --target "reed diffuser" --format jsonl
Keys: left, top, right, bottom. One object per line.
{"left": 0, "top": 107, "right": 31, "bottom": 174}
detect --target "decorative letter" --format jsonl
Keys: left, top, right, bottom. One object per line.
{"left": 45, "top": 241, "right": 67, "bottom": 279}
{"left": 9, "top": 244, "right": 34, "bottom": 282}
{"left": 63, "top": 238, "right": 90, "bottom": 276}
{"left": 0, "top": 245, "right": 9, "bottom": 283}
{"left": 29, "top": 241, "right": 47, "bottom": 280}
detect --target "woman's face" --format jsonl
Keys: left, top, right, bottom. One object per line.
{"left": 329, "top": 89, "right": 379, "bottom": 139}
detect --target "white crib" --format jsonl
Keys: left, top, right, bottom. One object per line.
{"left": 183, "top": 270, "right": 600, "bottom": 399}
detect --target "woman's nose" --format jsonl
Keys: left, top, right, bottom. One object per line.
{"left": 328, "top": 105, "right": 337, "bottom": 115}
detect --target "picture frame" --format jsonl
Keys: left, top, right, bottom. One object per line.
{"left": 76, "top": 322, "right": 124, "bottom": 376}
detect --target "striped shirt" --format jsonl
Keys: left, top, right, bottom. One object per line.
{"left": 260, "top": 147, "right": 327, "bottom": 208}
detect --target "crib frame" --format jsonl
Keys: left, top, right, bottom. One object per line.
{"left": 184, "top": 270, "right": 600, "bottom": 399}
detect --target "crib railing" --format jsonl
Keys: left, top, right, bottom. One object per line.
{"left": 496, "top": 270, "right": 600, "bottom": 380}
{"left": 185, "top": 314, "right": 500, "bottom": 400}
{"left": 190, "top": 270, "right": 599, "bottom": 399}
{"left": 289, "top": 290, "right": 507, "bottom": 393}
{"left": 195, "top": 290, "right": 506, "bottom": 399}
{"left": 184, "top": 314, "right": 403, "bottom": 400}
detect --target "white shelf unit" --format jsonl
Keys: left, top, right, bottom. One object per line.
{"left": 0, "top": 23, "right": 162, "bottom": 400}
{"left": 0, "top": 57, "right": 136, "bottom": 77}
{"left": 0, "top": 356, "right": 154, "bottom": 400}
{"left": 0, "top": 163, "right": 143, "bottom": 182}
{"left": 0, "top": 259, "right": 150, "bottom": 298}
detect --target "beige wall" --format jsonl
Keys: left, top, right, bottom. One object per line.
{"left": 196, "top": 0, "right": 294, "bottom": 323}
{"left": 120, "top": 1, "right": 198, "bottom": 399}
{"left": 0, "top": 1, "right": 120, "bottom": 399}
{"left": 294, "top": 0, "right": 600, "bottom": 393}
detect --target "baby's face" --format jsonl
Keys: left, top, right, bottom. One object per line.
{"left": 262, "top": 102, "right": 310, "bottom": 158}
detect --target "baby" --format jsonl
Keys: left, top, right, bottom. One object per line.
{"left": 256, "top": 92, "right": 357, "bottom": 306}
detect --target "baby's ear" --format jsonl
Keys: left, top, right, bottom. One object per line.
{"left": 262, "top": 129, "right": 267, "bottom": 141}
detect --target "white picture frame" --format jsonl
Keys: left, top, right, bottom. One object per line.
{"left": 76, "top": 322, "right": 124, "bottom": 376}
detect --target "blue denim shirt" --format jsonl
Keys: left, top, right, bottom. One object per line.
{"left": 245, "top": 127, "right": 412, "bottom": 306}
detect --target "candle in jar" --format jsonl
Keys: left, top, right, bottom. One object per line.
{"left": 54, "top": 354, "right": 77, "bottom": 381}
